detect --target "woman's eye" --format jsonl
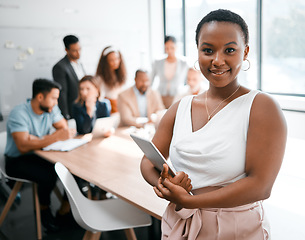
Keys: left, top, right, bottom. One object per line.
{"left": 202, "top": 48, "right": 213, "bottom": 54}
{"left": 226, "top": 48, "right": 236, "bottom": 53}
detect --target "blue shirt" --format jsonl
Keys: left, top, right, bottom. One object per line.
{"left": 5, "top": 100, "right": 63, "bottom": 157}
{"left": 133, "top": 86, "right": 147, "bottom": 117}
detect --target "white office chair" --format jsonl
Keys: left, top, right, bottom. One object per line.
{"left": 0, "top": 131, "right": 63, "bottom": 239}
{"left": 54, "top": 162, "right": 152, "bottom": 240}
{"left": 0, "top": 131, "right": 43, "bottom": 239}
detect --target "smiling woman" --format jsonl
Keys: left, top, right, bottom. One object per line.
{"left": 140, "top": 9, "right": 287, "bottom": 240}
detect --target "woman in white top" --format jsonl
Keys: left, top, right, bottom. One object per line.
{"left": 141, "top": 9, "right": 287, "bottom": 239}
{"left": 151, "top": 36, "right": 189, "bottom": 109}
{"left": 96, "top": 46, "right": 127, "bottom": 114}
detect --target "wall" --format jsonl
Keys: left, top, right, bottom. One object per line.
{"left": 0, "top": 0, "right": 164, "bottom": 115}
{"left": 1, "top": 0, "right": 303, "bottom": 141}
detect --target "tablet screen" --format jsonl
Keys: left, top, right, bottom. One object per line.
{"left": 130, "top": 134, "right": 177, "bottom": 176}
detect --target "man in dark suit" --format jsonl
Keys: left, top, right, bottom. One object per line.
{"left": 52, "top": 35, "right": 85, "bottom": 119}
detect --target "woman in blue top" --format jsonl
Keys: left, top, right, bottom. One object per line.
{"left": 72, "top": 75, "right": 112, "bottom": 199}
{"left": 72, "top": 75, "right": 111, "bottom": 135}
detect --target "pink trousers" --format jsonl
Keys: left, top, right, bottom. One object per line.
{"left": 161, "top": 201, "right": 270, "bottom": 240}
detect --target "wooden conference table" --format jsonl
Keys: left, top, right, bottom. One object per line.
{"left": 35, "top": 128, "right": 168, "bottom": 221}
{"left": 36, "top": 131, "right": 305, "bottom": 239}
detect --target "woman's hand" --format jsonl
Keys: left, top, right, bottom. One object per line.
{"left": 102, "top": 127, "right": 115, "bottom": 138}
{"left": 153, "top": 164, "right": 192, "bottom": 206}
{"left": 161, "top": 164, "right": 192, "bottom": 192}
{"left": 153, "top": 177, "right": 191, "bottom": 207}
{"left": 85, "top": 96, "right": 97, "bottom": 117}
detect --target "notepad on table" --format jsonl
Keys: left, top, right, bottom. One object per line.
{"left": 42, "top": 138, "right": 89, "bottom": 152}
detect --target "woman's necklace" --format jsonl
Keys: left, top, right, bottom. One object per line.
{"left": 205, "top": 85, "right": 241, "bottom": 121}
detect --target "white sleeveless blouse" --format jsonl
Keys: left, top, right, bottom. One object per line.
{"left": 169, "top": 90, "right": 259, "bottom": 189}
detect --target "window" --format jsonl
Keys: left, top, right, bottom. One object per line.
{"left": 164, "top": 0, "right": 184, "bottom": 55}
{"left": 164, "top": 0, "right": 305, "bottom": 97}
{"left": 262, "top": 0, "right": 305, "bottom": 95}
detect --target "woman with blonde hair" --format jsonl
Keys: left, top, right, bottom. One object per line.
{"left": 72, "top": 75, "right": 111, "bottom": 135}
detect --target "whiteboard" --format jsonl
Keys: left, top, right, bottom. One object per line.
{"left": 0, "top": 26, "right": 150, "bottom": 115}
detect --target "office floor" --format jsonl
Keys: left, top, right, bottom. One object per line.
{"left": 0, "top": 182, "right": 158, "bottom": 240}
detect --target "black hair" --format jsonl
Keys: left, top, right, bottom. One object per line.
{"left": 63, "top": 35, "right": 79, "bottom": 49}
{"left": 32, "top": 79, "right": 61, "bottom": 99}
{"left": 165, "top": 35, "right": 176, "bottom": 44}
{"left": 195, "top": 9, "right": 249, "bottom": 46}
{"left": 135, "top": 69, "right": 148, "bottom": 78}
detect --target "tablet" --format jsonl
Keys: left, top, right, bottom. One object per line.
{"left": 130, "top": 133, "right": 177, "bottom": 177}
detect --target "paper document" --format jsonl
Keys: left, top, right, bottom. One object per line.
{"left": 42, "top": 138, "right": 89, "bottom": 152}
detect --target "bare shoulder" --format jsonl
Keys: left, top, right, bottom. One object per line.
{"left": 249, "top": 92, "right": 287, "bottom": 136}
{"left": 251, "top": 92, "right": 283, "bottom": 119}
{"left": 152, "top": 101, "right": 181, "bottom": 156}
{"left": 155, "top": 100, "right": 180, "bottom": 136}
{"left": 163, "top": 100, "right": 180, "bottom": 120}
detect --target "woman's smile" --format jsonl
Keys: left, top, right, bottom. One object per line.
{"left": 209, "top": 68, "right": 231, "bottom": 76}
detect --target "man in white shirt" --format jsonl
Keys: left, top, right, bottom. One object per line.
{"left": 118, "top": 70, "right": 165, "bottom": 128}
{"left": 52, "top": 35, "right": 85, "bottom": 119}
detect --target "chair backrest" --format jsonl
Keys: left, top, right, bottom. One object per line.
{"left": 0, "top": 131, "right": 31, "bottom": 183}
{"left": 0, "top": 131, "right": 8, "bottom": 178}
{"left": 54, "top": 162, "right": 95, "bottom": 231}
{"left": 55, "top": 162, "right": 152, "bottom": 233}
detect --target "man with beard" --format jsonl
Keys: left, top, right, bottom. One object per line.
{"left": 4, "top": 79, "right": 76, "bottom": 232}
{"left": 52, "top": 35, "right": 85, "bottom": 120}
{"left": 117, "top": 69, "right": 165, "bottom": 128}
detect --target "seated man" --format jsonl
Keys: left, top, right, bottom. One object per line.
{"left": 117, "top": 69, "right": 165, "bottom": 128}
{"left": 4, "top": 79, "right": 76, "bottom": 232}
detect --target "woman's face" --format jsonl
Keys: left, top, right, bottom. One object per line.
{"left": 197, "top": 21, "right": 249, "bottom": 88}
{"left": 165, "top": 40, "right": 176, "bottom": 58}
{"left": 107, "top": 52, "right": 121, "bottom": 71}
{"left": 79, "top": 81, "right": 98, "bottom": 101}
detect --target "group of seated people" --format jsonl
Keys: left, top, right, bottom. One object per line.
{"left": 72, "top": 69, "right": 206, "bottom": 134}
{"left": 3, "top": 35, "right": 206, "bottom": 234}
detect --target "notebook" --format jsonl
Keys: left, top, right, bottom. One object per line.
{"left": 42, "top": 138, "right": 89, "bottom": 152}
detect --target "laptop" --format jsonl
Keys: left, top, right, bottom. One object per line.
{"left": 91, "top": 115, "right": 119, "bottom": 138}
{"left": 130, "top": 133, "right": 177, "bottom": 177}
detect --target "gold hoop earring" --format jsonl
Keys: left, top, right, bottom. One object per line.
{"left": 243, "top": 59, "right": 250, "bottom": 71}
{"left": 193, "top": 60, "right": 200, "bottom": 72}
